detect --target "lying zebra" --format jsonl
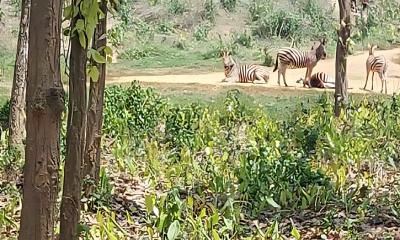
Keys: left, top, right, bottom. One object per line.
{"left": 296, "top": 72, "right": 335, "bottom": 88}
{"left": 273, "top": 38, "right": 327, "bottom": 87}
{"left": 221, "top": 51, "right": 270, "bottom": 83}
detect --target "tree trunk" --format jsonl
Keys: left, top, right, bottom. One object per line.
{"left": 83, "top": 0, "right": 107, "bottom": 196}
{"left": 334, "top": 0, "right": 351, "bottom": 117}
{"left": 59, "top": 4, "right": 87, "bottom": 240}
{"left": 9, "top": 0, "right": 30, "bottom": 148}
{"left": 18, "top": 0, "right": 64, "bottom": 239}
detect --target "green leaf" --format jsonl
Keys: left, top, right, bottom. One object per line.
{"left": 212, "top": 229, "right": 221, "bottom": 240}
{"left": 63, "top": 5, "right": 73, "bottom": 19}
{"left": 106, "top": 56, "right": 113, "bottom": 64}
{"left": 75, "top": 19, "right": 85, "bottom": 31}
{"left": 266, "top": 197, "right": 281, "bottom": 209}
{"left": 88, "top": 65, "right": 99, "bottom": 82}
{"left": 144, "top": 195, "right": 154, "bottom": 213}
{"left": 211, "top": 211, "right": 219, "bottom": 226}
{"left": 291, "top": 226, "right": 301, "bottom": 240}
{"left": 103, "top": 46, "right": 113, "bottom": 55}
{"left": 167, "top": 220, "right": 180, "bottom": 240}
{"left": 78, "top": 31, "right": 86, "bottom": 48}
{"left": 91, "top": 50, "right": 106, "bottom": 63}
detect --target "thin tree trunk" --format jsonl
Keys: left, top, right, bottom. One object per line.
{"left": 83, "top": 0, "right": 107, "bottom": 196}
{"left": 334, "top": 0, "right": 351, "bottom": 117}
{"left": 18, "top": 0, "right": 64, "bottom": 239}
{"left": 59, "top": 3, "right": 87, "bottom": 239}
{"left": 9, "top": 0, "right": 30, "bottom": 148}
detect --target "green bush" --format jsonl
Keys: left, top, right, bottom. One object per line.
{"left": 118, "top": 45, "right": 160, "bottom": 60}
{"left": 193, "top": 23, "right": 211, "bottom": 41}
{"left": 203, "top": 0, "right": 217, "bottom": 23}
{"left": 233, "top": 31, "right": 253, "bottom": 48}
{"left": 167, "top": 0, "right": 186, "bottom": 15}
{"left": 103, "top": 83, "right": 168, "bottom": 146}
{"left": 220, "top": 0, "right": 237, "bottom": 12}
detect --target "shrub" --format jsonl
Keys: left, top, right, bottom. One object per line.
{"left": 193, "top": 23, "right": 211, "bottom": 41}
{"left": 203, "top": 0, "right": 217, "bottom": 23}
{"left": 118, "top": 45, "right": 160, "bottom": 60}
{"left": 103, "top": 83, "right": 168, "bottom": 146}
{"left": 220, "top": 0, "right": 237, "bottom": 12}
{"left": 233, "top": 31, "right": 253, "bottom": 48}
{"left": 167, "top": 0, "right": 186, "bottom": 15}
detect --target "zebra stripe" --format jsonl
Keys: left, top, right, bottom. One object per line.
{"left": 274, "top": 47, "right": 314, "bottom": 70}
{"left": 297, "top": 72, "right": 335, "bottom": 88}
{"left": 309, "top": 72, "right": 334, "bottom": 88}
{"left": 363, "top": 44, "right": 388, "bottom": 93}
{"left": 222, "top": 54, "right": 269, "bottom": 83}
{"left": 368, "top": 55, "right": 387, "bottom": 73}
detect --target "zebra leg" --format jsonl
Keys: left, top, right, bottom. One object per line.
{"left": 254, "top": 73, "right": 267, "bottom": 84}
{"left": 379, "top": 72, "right": 386, "bottom": 94}
{"left": 371, "top": 72, "right": 375, "bottom": 91}
{"left": 363, "top": 71, "right": 369, "bottom": 90}
{"left": 277, "top": 68, "right": 282, "bottom": 85}
{"left": 281, "top": 66, "right": 289, "bottom": 87}
{"left": 303, "top": 68, "right": 310, "bottom": 88}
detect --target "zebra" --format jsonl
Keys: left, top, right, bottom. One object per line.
{"left": 273, "top": 38, "right": 327, "bottom": 87}
{"left": 363, "top": 44, "right": 388, "bottom": 94}
{"left": 296, "top": 72, "right": 335, "bottom": 88}
{"left": 221, "top": 51, "right": 270, "bottom": 84}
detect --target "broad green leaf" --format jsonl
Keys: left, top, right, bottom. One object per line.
{"left": 88, "top": 65, "right": 99, "bottom": 82}
{"left": 291, "top": 226, "right": 301, "bottom": 240}
{"left": 103, "top": 46, "right": 113, "bottom": 55}
{"left": 75, "top": 19, "right": 85, "bottom": 31}
{"left": 212, "top": 229, "right": 221, "bottom": 240}
{"left": 157, "top": 213, "right": 167, "bottom": 232}
{"left": 144, "top": 195, "right": 154, "bottom": 213}
{"left": 211, "top": 211, "right": 219, "bottom": 226}
{"left": 91, "top": 50, "right": 106, "bottom": 63}
{"left": 78, "top": 31, "right": 86, "bottom": 48}
{"left": 167, "top": 220, "right": 180, "bottom": 240}
{"left": 106, "top": 56, "right": 113, "bottom": 64}
{"left": 63, "top": 5, "right": 73, "bottom": 19}
{"left": 266, "top": 197, "right": 281, "bottom": 209}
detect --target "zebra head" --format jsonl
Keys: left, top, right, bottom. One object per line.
{"left": 221, "top": 50, "right": 236, "bottom": 75}
{"left": 311, "top": 38, "right": 327, "bottom": 61}
{"left": 368, "top": 43, "right": 378, "bottom": 55}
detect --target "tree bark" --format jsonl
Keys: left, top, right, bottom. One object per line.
{"left": 59, "top": 4, "right": 87, "bottom": 240}
{"left": 334, "top": 0, "right": 351, "bottom": 117}
{"left": 83, "top": 0, "right": 107, "bottom": 196}
{"left": 9, "top": 0, "right": 30, "bottom": 148}
{"left": 18, "top": 0, "right": 64, "bottom": 239}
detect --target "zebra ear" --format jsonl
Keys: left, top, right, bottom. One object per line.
{"left": 321, "top": 38, "right": 327, "bottom": 45}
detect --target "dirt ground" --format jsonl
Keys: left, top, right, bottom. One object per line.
{"left": 107, "top": 48, "right": 400, "bottom": 95}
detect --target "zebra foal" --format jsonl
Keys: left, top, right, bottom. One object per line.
{"left": 296, "top": 72, "right": 335, "bottom": 88}
{"left": 363, "top": 44, "right": 388, "bottom": 94}
{"left": 221, "top": 51, "right": 270, "bottom": 83}
{"left": 273, "top": 38, "right": 327, "bottom": 87}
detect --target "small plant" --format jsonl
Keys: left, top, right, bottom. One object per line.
{"left": 167, "top": 0, "right": 186, "bottom": 15}
{"left": 262, "top": 47, "right": 275, "bottom": 67}
{"left": 173, "top": 34, "right": 188, "bottom": 50}
{"left": 156, "top": 21, "right": 175, "bottom": 34}
{"left": 233, "top": 31, "right": 253, "bottom": 48}
{"left": 203, "top": 0, "right": 217, "bottom": 23}
{"left": 193, "top": 23, "right": 211, "bottom": 41}
{"left": 220, "top": 0, "right": 237, "bottom": 12}
{"left": 118, "top": 45, "right": 159, "bottom": 60}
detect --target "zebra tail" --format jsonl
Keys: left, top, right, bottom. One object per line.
{"left": 273, "top": 54, "right": 279, "bottom": 72}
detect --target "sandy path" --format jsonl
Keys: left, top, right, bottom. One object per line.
{"left": 107, "top": 48, "right": 400, "bottom": 95}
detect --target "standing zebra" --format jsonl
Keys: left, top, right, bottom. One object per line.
{"left": 363, "top": 44, "right": 388, "bottom": 94}
{"left": 221, "top": 51, "right": 270, "bottom": 83}
{"left": 296, "top": 72, "right": 335, "bottom": 88}
{"left": 273, "top": 38, "right": 327, "bottom": 87}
